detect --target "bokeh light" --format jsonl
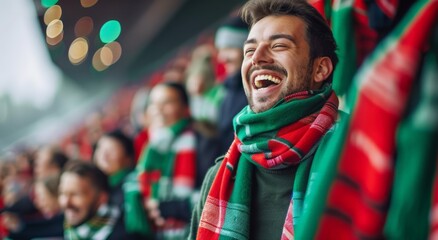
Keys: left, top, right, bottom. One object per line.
{"left": 74, "top": 16, "right": 94, "bottom": 37}
{"left": 105, "top": 41, "right": 122, "bottom": 65}
{"left": 46, "top": 31, "right": 63, "bottom": 46}
{"left": 100, "top": 46, "right": 113, "bottom": 66}
{"left": 41, "top": 0, "right": 59, "bottom": 8}
{"left": 46, "top": 19, "right": 63, "bottom": 39}
{"left": 44, "top": 5, "right": 62, "bottom": 25}
{"left": 80, "top": 0, "right": 99, "bottom": 8}
{"left": 92, "top": 48, "right": 108, "bottom": 71}
{"left": 68, "top": 37, "right": 89, "bottom": 65}
{"left": 99, "top": 20, "right": 121, "bottom": 43}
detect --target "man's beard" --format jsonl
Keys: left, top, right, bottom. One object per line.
{"left": 282, "top": 59, "right": 314, "bottom": 97}
{"left": 67, "top": 197, "right": 101, "bottom": 227}
{"left": 246, "top": 59, "right": 314, "bottom": 112}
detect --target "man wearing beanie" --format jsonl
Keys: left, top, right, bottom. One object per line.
{"left": 215, "top": 15, "right": 249, "bottom": 158}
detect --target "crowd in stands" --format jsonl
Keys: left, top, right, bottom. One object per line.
{"left": 0, "top": 0, "right": 437, "bottom": 239}
{"left": 0, "top": 9, "right": 250, "bottom": 239}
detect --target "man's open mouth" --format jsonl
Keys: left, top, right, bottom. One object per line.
{"left": 254, "top": 74, "right": 281, "bottom": 89}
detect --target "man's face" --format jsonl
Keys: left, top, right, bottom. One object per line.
{"left": 217, "top": 47, "right": 244, "bottom": 76}
{"left": 186, "top": 74, "right": 206, "bottom": 96}
{"left": 34, "top": 148, "right": 59, "bottom": 179}
{"left": 242, "top": 15, "right": 317, "bottom": 113}
{"left": 94, "top": 136, "right": 129, "bottom": 176}
{"left": 147, "top": 85, "right": 188, "bottom": 128}
{"left": 58, "top": 173, "right": 105, "bottom": 226}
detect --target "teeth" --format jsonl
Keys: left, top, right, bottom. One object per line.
{"left": 254, "top": 75, "right": 281, "bottom": 88}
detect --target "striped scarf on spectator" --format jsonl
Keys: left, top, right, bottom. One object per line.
{"left": 64, "top": 204, "right": 120, "bottom": 240}
{"left": 123, "top": 119, "right": 197, "bottom": 237}
{"left": 137, "top": 118, "right": 196, "bottom": 201}
{"left": 197, "top": 84, "right": 338, "bottom": 240}
{"left": 132, "top": 118, "right": 196, "bottom": 239}
{"left": 296, "top": 0, "right": 438, "bottom": 239}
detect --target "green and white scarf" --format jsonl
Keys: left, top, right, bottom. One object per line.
{"left": 64, "top": 204, "right": 120, "bottom": 240}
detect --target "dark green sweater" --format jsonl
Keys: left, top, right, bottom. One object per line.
{"left": 250, "top": 165, "right": 297, "bottom": 240}
{"left": 188, "top": 160, "right": 297, "bottom": 240}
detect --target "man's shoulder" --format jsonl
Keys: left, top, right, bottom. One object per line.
{"left": 214, "top": 155, "right": 225, "bottom": 164}
{"left": 200, "top": 156, "right": 224, "bottom": 189}
{"left": 209, "top": 156, "right": 224, "bottom": 176}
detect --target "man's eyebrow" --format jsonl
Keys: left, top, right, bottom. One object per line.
{"left": 244, "top": 34, "right": 296, "bottom": 45}
{"left": 269, "top": 34, "right": 295, "bottom": 43}
{"left": 244, "top": 38, "right": 256, "bottom": 45}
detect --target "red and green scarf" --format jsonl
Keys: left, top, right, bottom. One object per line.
{"left": 297, "top": 0, "right": 438, "bottom": 239}
{"left": 124, "top": 119, "right": 196, "bottom": 237}
{"left": 137, "top": 118, "right": 196, "bottom": 200}
{"left": 310, "top": 0, "right": 395, "bottom": 97}
{"left": 197, "top": 85, "right": 338, "bottom": 240}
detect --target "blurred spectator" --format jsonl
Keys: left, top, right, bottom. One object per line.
{"left": 0, "top": 161, "right": 21, "bottom": 207}
{"left": 4, "top": 175, "right": 63, "bottom": 239}
{"left": 93, "top": 130, "right": 146, "bottom": 239}
{"left": 61, "top": 132, "right": 83, "bottom": 161}
{"left": 162, "top": 57, "right": 189, "bottom": 84}
{"left": 0, "top": 148, "right": 35, "bottom": 208}
{"left": 186, "top": 44, "right": 224, "bottom": 124}
{"left": 34, "top": 146, "right": 69, "bottom": 180}
{"left": 84, "top": 112, "right": 105, "bottom": 152}
{"left": 185, "top": 44, "right": 226, "bottom": 188}
{"left": 33, "top": 175, "right": 62, "bottom": 219}
{"left": 59, "top": 161, "right": 127, "bottom": 239}
{"left": 214, "top": 16, "right": 249, "bottom": 157}
{"left": 12, "top": 149, "right": 34, "bottom": 181}
{"left": 126, "top": 82, "right": 197, "bottom": 239}
{"left": 1, "top": 146, "right": 68, "bottom": 220}
{"left": 94, "top": 130, "right": 135, "bottom": 206}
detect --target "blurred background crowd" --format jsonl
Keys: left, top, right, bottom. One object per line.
{"left": 0, "top": 0, "right": 437, "bottom": 239}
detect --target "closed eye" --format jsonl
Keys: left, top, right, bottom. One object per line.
{"left": 272, "top": 44, "right": 287, "bottom": 49}
{"left": 244, "top": 48, "right": 255, "bottom": 56}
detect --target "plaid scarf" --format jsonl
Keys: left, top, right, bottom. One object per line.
{"left": 297, "top": 0, "right": 438, "bottom": 239}
{"left": 64, "top": 204, "right": 120, "bottom": 240}
{"left": 197, "top": 85, "right": 338, "bottom": 240}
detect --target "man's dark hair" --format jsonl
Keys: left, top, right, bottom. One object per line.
{"left": 240, "top": 0, "right": 338, "bottom": 83}
{"left": 161, "top": 82, "right": 189, "bottom": 106}
{"left": 51, "top": 149, "right": 69, "bottom": 170}
{"left": 103, "top": 129, "right": 135, "bottom": 161}
{"left": 63, "top": 160, "right": 110, "bottom": 193}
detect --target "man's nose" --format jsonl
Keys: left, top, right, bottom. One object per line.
{"left": 251, "top": 43, "right": 273, "bottom": 66}
{"left": 59, "top": 195, "right": 71, "bottom": 207}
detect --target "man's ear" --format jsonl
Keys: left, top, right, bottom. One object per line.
{"left": 313, "top": 57, "right": 333, "bottom": 83}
